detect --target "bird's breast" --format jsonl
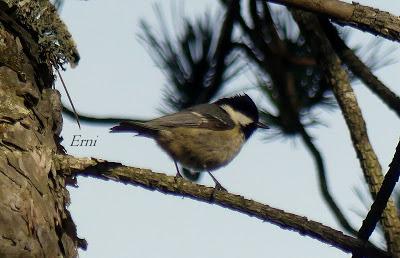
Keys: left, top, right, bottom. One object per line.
{"left": 157, "top": 127, "right": 245, "bottom": 171}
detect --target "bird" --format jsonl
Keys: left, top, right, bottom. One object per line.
{"left": 110, "top": 94, "right": 268, "bottom": 190}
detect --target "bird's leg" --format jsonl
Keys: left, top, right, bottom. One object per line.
{"left": 207, "top": 171, "right": 227, "bottom": 192}
{"left": 174, "top": 160, "right": 183, "bottom": 178}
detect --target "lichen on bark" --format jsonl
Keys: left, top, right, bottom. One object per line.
{"left": 1, "top": 0, "right": 79, "bottom": 67}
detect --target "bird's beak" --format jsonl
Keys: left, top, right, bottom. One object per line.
{"left": 257, "top": 122, "right": 269, "bottom": 129}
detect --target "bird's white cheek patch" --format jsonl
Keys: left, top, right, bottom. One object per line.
{"left": 221, "top": 105, "right": 253, "bottom": 126}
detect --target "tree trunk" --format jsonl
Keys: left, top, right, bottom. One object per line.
{"left": 0, "top": 16, "right": 79, "bottom": 258}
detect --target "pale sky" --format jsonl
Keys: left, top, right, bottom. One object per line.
{"left": 57, "top": 1, "right": 400, "bottom": 257}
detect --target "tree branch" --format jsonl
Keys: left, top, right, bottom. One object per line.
{"left": 319, "top": 19, "right": 400, "bottom": 118}
{"left": 353, "top": 140, "right": 400, "bottom": 257}
{"left": 268, "top": 0, "right": 400, "bottom": 43}
{"left": 53, "top": 154, "right": 389, "bottom": 258}
{"left": 291, "top": 10, "right": 400, "bottom": 256}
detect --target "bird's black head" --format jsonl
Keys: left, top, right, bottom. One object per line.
{"left": 215, "top": 94, "right": 268, "bottom": 139}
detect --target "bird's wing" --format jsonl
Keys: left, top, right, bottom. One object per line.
{"left": 146, "top": 104, "right": 234, "bottom": 130}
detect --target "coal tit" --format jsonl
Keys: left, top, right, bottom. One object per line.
{"left": 110, "top": 94, "right": 268, "bottom": 190}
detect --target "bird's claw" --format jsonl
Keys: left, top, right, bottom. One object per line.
{"left": 214, "top": 182, "right": 227, "bottom": 192}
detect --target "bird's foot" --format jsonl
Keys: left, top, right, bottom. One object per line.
{"left": 173, "top": 160, "right": 183, "bottom": 180}
{"left": 214, "top": 182, "right": 227, "bottom": 192}
{"left": 174, "top": 171, "right": 183, "bottom": 185}
{"left": 209, "top": 182, "right": 227, "bottom": 202}
{"left": 207, "top": 171, "right": 227, "bottom": 192}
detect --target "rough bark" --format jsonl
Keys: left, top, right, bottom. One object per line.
{"left": 268, "top": 0, "right": 400, "bottom": 43}
{"left": 292, "top": 10, "right": 400, "bottom": 257}
{"left": 54, "top": 154, "right": 389, "bottom": 258}
{"left": 0, "top": 1, "right": 81, "bottom": 257}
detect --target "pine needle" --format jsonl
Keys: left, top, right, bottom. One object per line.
{"left": 55, "top": 68, "right": 81, "bottom": 129}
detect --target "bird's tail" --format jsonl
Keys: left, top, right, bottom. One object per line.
{"left": 110, "top": 121, "right": 158, "bottom": 137}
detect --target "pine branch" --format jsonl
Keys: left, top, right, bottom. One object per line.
{"left": 234, "top": 4, "right": 354, "bottom": 233}
{"left": 320, "top": 19, "right": 400, "bottom": 118}
{"left": 353, "top": 140, "right": 400, "bottom": 258}
{"left": 291, "top": 10, "right": 400, "bottom": 256}
{"left": 195, "top": 0, "right": 239, "bottom": 104}
{"left": 268, "top": 0, "right": 400, "bottom": 43}
{"left": 234, "top": 2, "right": 303, "bottom": 133}
{"left": 53, "top": 154, "right": 389, "bottom": 258}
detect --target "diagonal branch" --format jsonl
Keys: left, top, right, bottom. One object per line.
{"left": 320, "top": 19, "right": 400, "bottom": 118}
{"left": 291, "top": 10, "right": 400, "bottom": 256}
{"left": 268, "top": 0, "right": 400, "bottom": 43}
{"left": 354, "top": 140, "right": 400, "bottom": 258}
{"left": 53, "top": 154, "right": 389, "bottom": 258}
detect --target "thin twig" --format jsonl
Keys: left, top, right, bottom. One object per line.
{"left": 62, "top": 105, "right": 130, "bottom": 125}
{"left": 299, "top": 125, "right": 357, "bottom": 235}
{"left": 53, "top": 154, "right": 389, "bottom": 258}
